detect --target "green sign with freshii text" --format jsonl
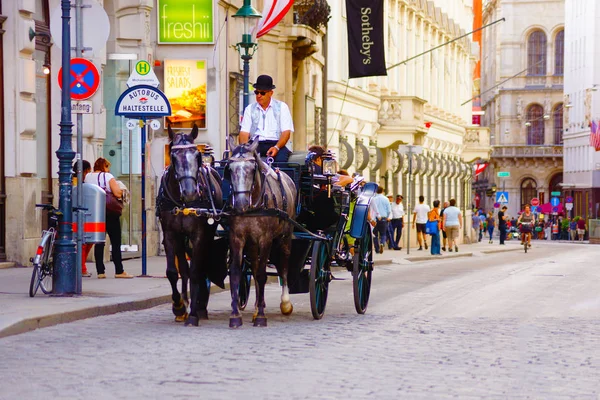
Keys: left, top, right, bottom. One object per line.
{"left": 157, "top": 0, "right": 214, "bottom": 44}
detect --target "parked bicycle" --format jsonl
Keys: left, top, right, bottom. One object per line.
{"left": 29, "top": 204, "right": 61, "bottom": 297}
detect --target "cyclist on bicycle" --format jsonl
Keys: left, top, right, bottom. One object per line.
{"left": 517, "top": 204, "right": 536, "bottom": 248}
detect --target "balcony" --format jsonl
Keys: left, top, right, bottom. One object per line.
{"left": 376, "top": 96, "right": 427, "bottom": 148}
{"left": 492, "top": 145, "right": 563, "bottom": 158}
{"left": 463, "top": 126, "right": 492, "bottom": 162}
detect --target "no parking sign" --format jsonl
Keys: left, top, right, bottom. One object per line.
{"left": 58, "top": 58, "right": 100, "bottom": 100}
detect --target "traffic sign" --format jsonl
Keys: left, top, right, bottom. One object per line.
{"left": 552, "top": 206, "right": 559, "bottom": 213}
{"left": 566, "top": 196, "right": 573, "bottom": 203}
{"left": 58, "top": 58, "right": 100, "bottom": 100}
{"left": 530, "top": 198, "right": 540, "bottom": 207}
{"left": 565, "top": 203, "right": 573, "bottom": 211}
{"left": 497, "top": 171, "right": 510, "bottom": 177}
{"left": 115, "top": 85, "right": 171, "bottom": 119}
{"left": 550, "top": 197, "right": 560, "bottom": 207}
{"left": 495, "top": 191, "right": 509, "bottom": 203}
{"left": 127, "top": 60, "right": 160, "bottom": 88}
{"left": 149, "top": 120, "right": 161, "bottom": 130}
{"left": 551, "top": 191, "right": 561, "bottom": 196}
{"left": 493, "top": 202, "right": 500, "bottom": 209}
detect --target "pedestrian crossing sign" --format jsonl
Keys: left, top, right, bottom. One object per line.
{"left": 495, "top": 191, "right": 509, "bottom": 203}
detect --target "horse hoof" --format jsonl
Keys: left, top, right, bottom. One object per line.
{"left": 229, "top": 317, "right": 243, "bottom": 328}
{"left": 174, "top": 313, "right": 188, "bottom": 323}
{"left": 184, "top": 316, "right": 199, "bottom": 327}
{"left": 253, "top": 317, "right": 267, "bottom": 327}
{"left": 172, "top": 300, "right": 187, "bottom": 317}
{"left": 280, "top": 301, "right": 293, "bottom": 316}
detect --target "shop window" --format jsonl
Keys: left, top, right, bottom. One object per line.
{"left": 554, "top": 30, "right": 564, "bottom": 75}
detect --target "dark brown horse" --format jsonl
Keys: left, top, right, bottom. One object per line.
{"left": 156, "top": 124, "right": 225, "bottom": 326}
{"left": 225, "top": 139, "right": 297, "bottom": 327}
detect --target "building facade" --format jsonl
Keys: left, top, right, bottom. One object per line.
{"left": 326, "top": 0, "right": 491, "bottom": 246}
{"left": 479, "top": 0, "right": 564, "bottom": 217}
{"left": 563, "top": 0, "right": 600, "bottom": 221}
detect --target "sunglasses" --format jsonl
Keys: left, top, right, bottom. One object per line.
{"left": 254, "top": 90, "right": 269, "bottom": 96}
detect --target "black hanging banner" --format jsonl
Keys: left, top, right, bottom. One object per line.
{"left": 345, "top": 0, "right": 387, "bottom": 79}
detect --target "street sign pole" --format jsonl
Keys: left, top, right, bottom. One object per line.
{"left": 75, "top": 0, "right": 83, "bottom": 294}
{"left": 141, "top": 119, "right": 147, "bottom": 276}
{"left": 54, "top": 0, "right": 76, "bottom": 296}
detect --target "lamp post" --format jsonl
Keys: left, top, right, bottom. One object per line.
{"left": 233, "top": 0, "right": 262, "bottom": 112}
{"left": 54, "top": 0, "right": 76, "bottom": 295}
{"left": 398, "top": 144, "right": 422, "bottom": 255}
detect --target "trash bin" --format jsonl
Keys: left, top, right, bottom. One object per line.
{"left": 73, "top": 183, "right": 106, "bottom": 244}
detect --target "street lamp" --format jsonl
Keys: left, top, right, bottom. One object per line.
{"left": 233, "top": 0, "right": 262, "bottom": 112}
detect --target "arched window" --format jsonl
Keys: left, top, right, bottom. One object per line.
{"left": 526, "top": 104, "right": 545, "bottom": 145}
{"left": 555, "top": 30, "right": 564, "bottom": 75}
{"left": 553, "top": 103, "right": 563, "bottom": 144}
{"left": 549, "top": 173, "right": 563, "bottom": 203}
{"left": 521, "top": 178, "right": 537, "bottom": 210}
{"left": 528, "top": 30, "right": 547, "bottom": 75}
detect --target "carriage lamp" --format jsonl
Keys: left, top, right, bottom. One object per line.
{"left": 233, "top": 0, "right": 262, "bottom": 111}
{"left": 322, "top": 150, "right": 337, "bottom": 176}
{"left": 201, "top": 145, "right": 215, "bottom": 166}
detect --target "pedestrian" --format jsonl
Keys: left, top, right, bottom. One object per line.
{"left": 389, "top": 195, "right": 404, "bottom": 250}
{"left": 478, "top": 210, "right": 486, "bottom": 242}
{"left": 370, "top": 186, "right": 391, "bottom": 254}
{"left": 577, "top": 217, "right": 586, "bottom": 242}
{"left": 544, "top": 220, "right": 551, "bottom": 240}
{"left": 570, "top": 217, "right": 578, "bottom": 241}
{"left": 239, "top": 74, "right": 293, "bottom": 162}
{"left": 412, "top": 195, "right": 430, "bottom": 251}
{"left": 471, "top": 210, "right": 482, "bottom": 243}
{"left": 552, "top": 219, "right": 559, "bottom": 240}
{"left": 440, "top": 201, "right": 449, "bottom": 251}
{"left": 386, "top": 195, "right": 395, "bottom": 250}
{"left": 73, "top": 160, "right": 93, "bottom": 277}
{"left": 486, "top": 211, "right": 495, "bottom": 243}
{"left": 428, "top": 200, "right": 442, "bottom": 255}
{"left": 84, "top": 158, "right": 133, "bottom": 279}
{"left": 498, "top": 205, "right": 508, "bottom": 245}
{"left": 442, "top": 199, "right": 462, "bottom": 252}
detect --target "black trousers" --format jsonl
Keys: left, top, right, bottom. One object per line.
{"left": 257, "top": 140, "right": 291, "bottom": 163}
{"left": 499, "top": 225, "right": 506, "bottom": 244}
{"left": 95, "top": 212, "right": 124, "bottom": 275}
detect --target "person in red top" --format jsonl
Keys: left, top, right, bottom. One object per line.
{"left": 577, "top": 217, "right": 586, "bottom": 241}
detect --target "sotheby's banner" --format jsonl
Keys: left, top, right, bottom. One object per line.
{"left": 345, "top": 0, "right": 387, "bottom": 78}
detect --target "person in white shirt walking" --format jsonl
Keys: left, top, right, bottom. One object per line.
{"left": 389, "top": 195, "right": 404, "bottom": 250}
{"left": 442, "top": 198, "right": 462, "bottom": 252}
{"left": 412, "top": 195, "right": 431, "bottom": 250}
{"left": 371, "top": 186, "right": 392, "bottom": 254}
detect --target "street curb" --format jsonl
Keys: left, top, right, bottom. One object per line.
{"left": 403, "top": 253, "right": 473, "bottom": 262}
{"left": 481, "top": 248, "right": 522, "bottom": 254}
{"left": 0, "top": 262, "right": 18, "bottom": 269}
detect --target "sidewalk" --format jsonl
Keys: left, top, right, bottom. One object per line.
{"left": 0, "top": 239, "right": 523, "bottom": 339}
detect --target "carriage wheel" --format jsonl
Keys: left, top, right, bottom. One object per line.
{"left": 353, "top": 221, "right": 373, "bottom": 314}
{"left": 309, "top": 240, "right": 331, "bottom": 320}
{"left": 238, "top": 258, "right": 252, "bottom": 310}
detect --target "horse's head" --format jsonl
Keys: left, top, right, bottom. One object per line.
{"left": 227, "top": 139, "right": 261, "bottom": 213}
{"left": 168, "top": 124, "right": 201, "bottom": 204}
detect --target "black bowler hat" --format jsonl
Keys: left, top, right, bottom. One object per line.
{"left": 252, "top": 75, "right": 276, "bottom": 91}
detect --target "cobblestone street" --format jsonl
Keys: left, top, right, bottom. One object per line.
{"left": 2, "top": 243, "right": 600, "bottom": 399}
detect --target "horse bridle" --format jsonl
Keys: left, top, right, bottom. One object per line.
{"left": 170, "top": 143, "right": 201, "bottom": 189}
{"left": 226, "top": 157, "right": 266, "bottom": 209}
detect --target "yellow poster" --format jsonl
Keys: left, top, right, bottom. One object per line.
{"left": 164, "top": 60, "right": 207, "bottom": 129}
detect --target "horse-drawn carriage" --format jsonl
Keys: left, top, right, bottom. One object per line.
{"left": 157, "top": 126, "right": 377, "bottom": 327}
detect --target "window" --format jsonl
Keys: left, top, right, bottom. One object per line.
{"left": 526, "top": 104, "right": 545, "bottom": 145}
{"left": 520, "top": 178, "right": 537, "bottom": 210}
{"left": 555, "top": 30, "right": 564, "bottom": 75}
{"left": 528, "top": 30, "right": 547, "bottom": 75}
{"left": 553, "top": 103, "right": 563, "bottom": 144}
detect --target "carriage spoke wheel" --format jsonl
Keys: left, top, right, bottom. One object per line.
{"left": 309, "top": 240, "right": 332, "bottom": 320}
{"left": 238, "top": 258, "right": 252, "bottom": 311}
{"left": 353, "top": 221, "right": 373, "bottom": 314}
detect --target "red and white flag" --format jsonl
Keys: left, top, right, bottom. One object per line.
{"left": 474, "top": 163, "right": 488, "bottom": 177}
{"left": 590, "top": 120, "right": 600, "bottom": 151}
{"left": 255, "top": 0, "right": 294, "bottom": 38}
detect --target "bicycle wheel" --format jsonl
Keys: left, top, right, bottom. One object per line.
{"left": 39, "top": 261, "right": 54, "bottom": 294}
{"left": 29, "top": 264, "right": 41, "bottom": 297}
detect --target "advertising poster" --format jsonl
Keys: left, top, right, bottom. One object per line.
{"left": 164, "top": 59, "right": 207, "bottom": 129}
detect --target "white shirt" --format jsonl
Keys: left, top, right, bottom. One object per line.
{"left": 413, "top": 203, "right": 431, "bottom": 224}
{"left": 391, "top": 202, "right": 405, "bottom": 219}
{"left": 240, "top": 99, "right": 294, "bottom": 141}
{"left": 443, "top": 206, "right": 461, "bottom": 227}
{"left": 85, "top": 171, "right": 115, "bottom": 193}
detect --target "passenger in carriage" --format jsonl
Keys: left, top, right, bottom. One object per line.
{"left": 239, "top": 74, "right": 293, "bottom": 163}
{"left": 307, "top": 145, "right": 354, "bottom": 187}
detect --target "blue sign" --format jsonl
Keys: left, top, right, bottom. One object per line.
{"left": 550, "top": 197, "right": 560, "bottom": 207}
{"left": 566, "top": 196, "right": 573, "bottom": 203}
{"left": 115, "top": 85, "right": 171, "bottom": 119}
{"left": 552, "top": 206, "right": 559, "bottom": 213}
{"left": 495, "top": 191, "right": 509, "bottom": 203}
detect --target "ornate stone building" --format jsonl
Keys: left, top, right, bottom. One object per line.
{"left": 326, "top": 0, "right": 491, "bottom": 246}
{"left": 479, "top": 0, "right": 564, "bottom": 216}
